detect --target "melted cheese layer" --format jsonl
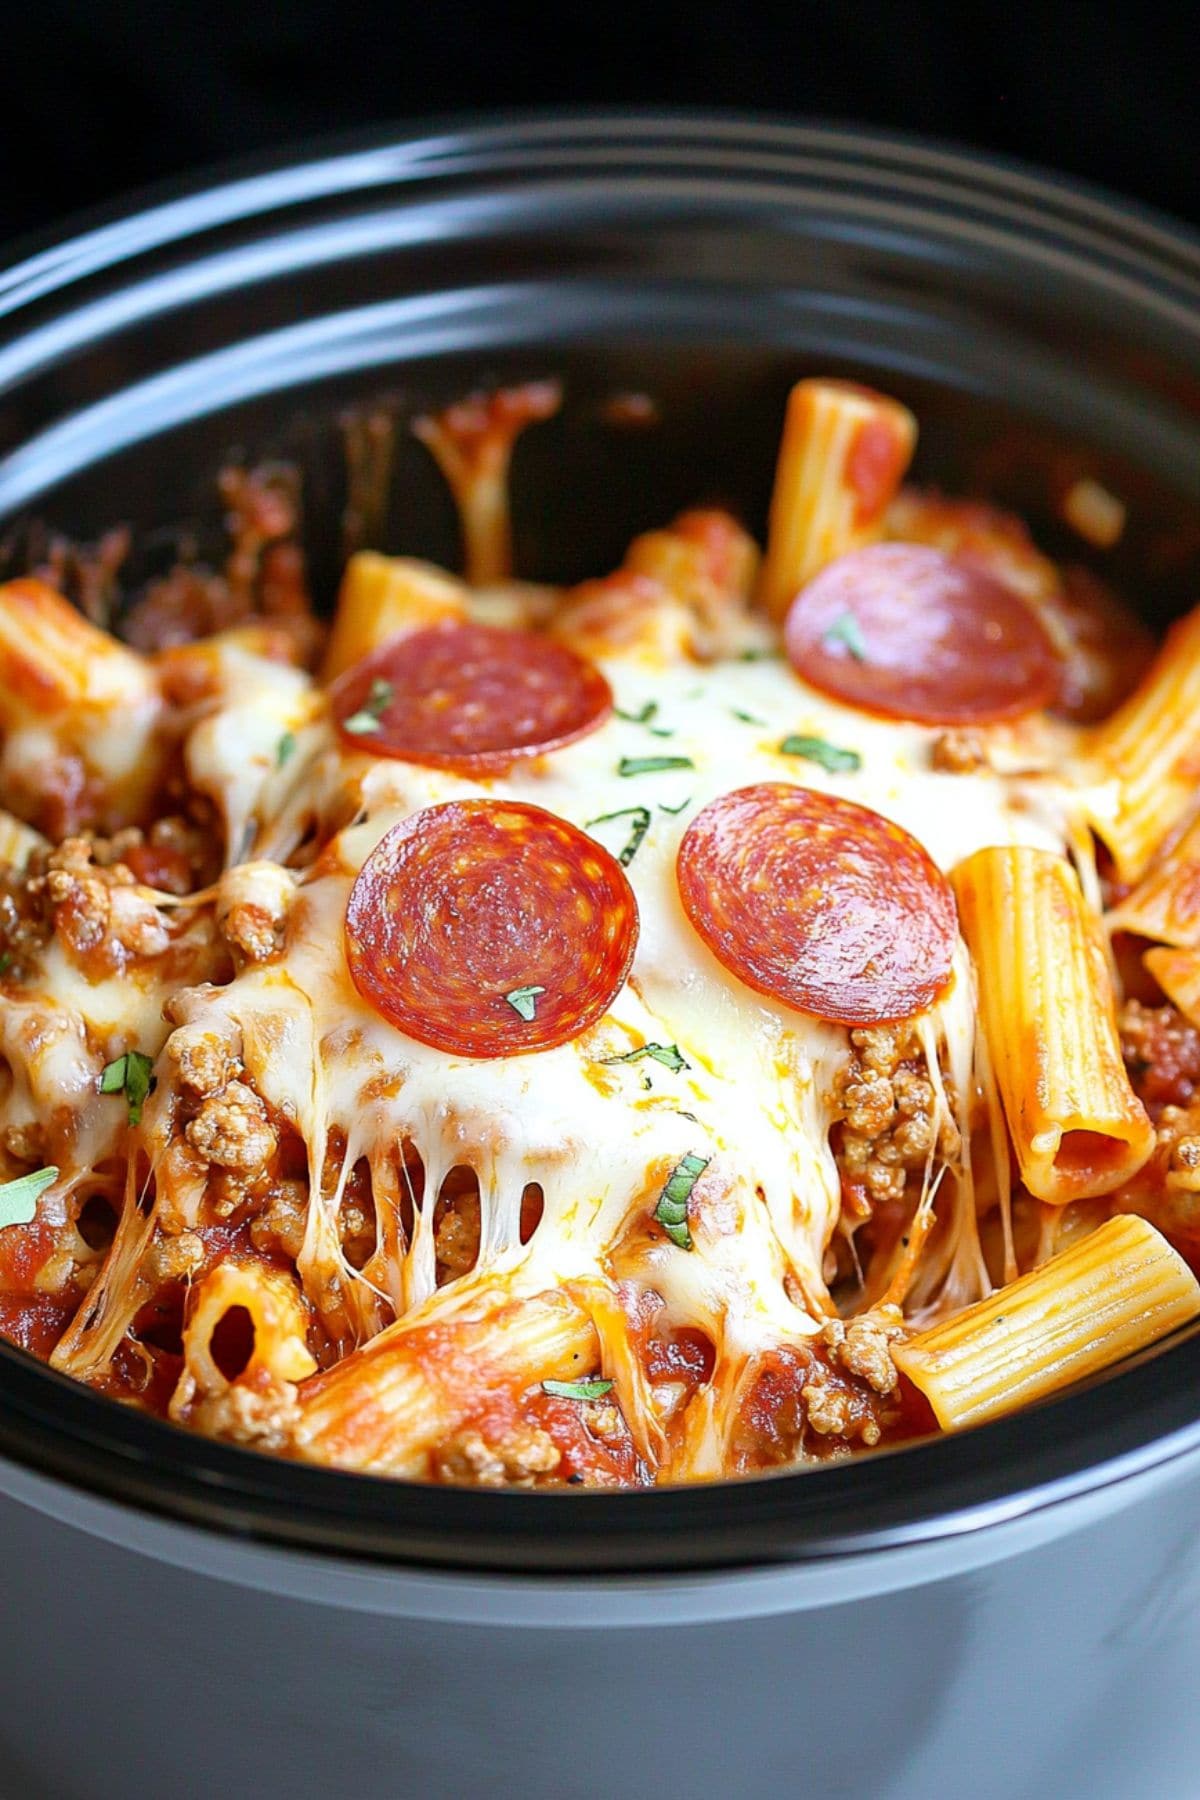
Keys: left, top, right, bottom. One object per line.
{"left": 165, "top": 644, "right": 1095, "bottom": 1416}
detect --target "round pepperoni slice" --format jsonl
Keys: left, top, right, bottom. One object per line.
{"left": 345, "top": 800, "right": 638, "bottom": 1057}
{"left": 676, "top": 783, "right": 956, "bottom": 1025}
{"left": 784, "top": 542, "right": 1060, "bottom": 725}
{"left": 331, "top": 621, "right": 612, "bottom": 772}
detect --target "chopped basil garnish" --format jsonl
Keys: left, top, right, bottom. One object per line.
{"left": 0, "top": 951, "right": 10, "bottom": 975}
{"left": 618, "top": 755, "right": 694, "bottom": 777}
{"left": 823, "top": 611, "right": 868, "bottom": 661}
{"left": 615, "top": 699, "right": 673, "bottom": 738}
{"left": 586, "top": 806, "right": 651, "bottom": 867}
{"left": 542, "top": 1377, "right": 614, "bottom": 1401}
{"left": 504, "top": 985, "right": 546, "bottom": 1022}
{"left": 658, "top": 796, "right": 693, "bottom": 816}
{"left": 737, "top": 646, "right": 782, "bottom": 662}
{"left": 99, "top": 1049, "right": 156, "bottom": 1125}
{"left": 276, "top": 730, "right": 297, "bottom": 767}
{"left": 653, "top": 1151, "right": 710, "bottom": 1250}
{"left": 601, "top": 1042, "right": 689, "bottom": 1073}
{"left": 778, "top": 734, "right": 862, "bottom": 774}
{"left": 0, "top": 1165, "right": 57, "bottom": 1231}
{"left": 342, "top": 677, "right": 394, "bottom": 735}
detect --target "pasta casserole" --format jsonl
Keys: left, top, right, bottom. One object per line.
{"left": 1, "top": 374, "right": 1198, "bottom": 1489}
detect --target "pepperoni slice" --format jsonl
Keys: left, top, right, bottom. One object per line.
{"left": 784, "top": 542, "right": 1060, "bottom": 725}
{"left": 331, "top": 621, "right": 612, "bottom": 772}
{"left": 676, "top": 784, "right": 956, "bottom": 1025}
{"left": 345, "top": 800, "right": 638, "bottom": 1057}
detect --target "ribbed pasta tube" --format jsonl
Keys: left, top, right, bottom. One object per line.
{"left": 624, "top": 511, "right": 760, "bottom": 613}
{"left": 321, "top": 552, "right": 468, "bottom": 682}
{"left": 1144, "top": 945, "right": 1200, "bottom": 1031}
{"left": 180, "top": 1259, "right": 317, "bottom": 1395}
{"left": 1082, "top": 603, "right": 1200, "bottom": 881}
{"left": 0, "top": 578, "right": 156, "bottom": 719}
{"left": 294, "top": 1287, "right": 599, "bottom": 1476}
{"left": 893, "top": 1214, "right": 1200, "bottom": 1429}
{"left": 0, "top": 578, "right": 164, "bottom": 821}
{"left": 953, "top": 846, "right": 1154, "bottom": 1203}
{"left": 757, "top": 379, "right": 916, "bottom": 619}
{"left": 1107, "top": 811, "right": 1200, "bottom": 947}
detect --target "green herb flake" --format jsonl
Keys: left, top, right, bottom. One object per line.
{"left": 0, "top": 951, "right": 11, "bottom": 975}
{"left": 341, "top": 677, "right": 394, "bottom": 736}
{"left": 658, "top": 796, "right": 693, "bottom": 816}
{"left": 778, "top": 734, "right": 862, "bottom": 774}
{"left": 276, "top": 730, "right": 297, "bottom": 768}
{"left": 618, "top": 755, "right": 694, "bottom": 778}
{"left": 822, "top": 611, "right": 868, "bottom": 662}
{"left": 731, "top": 708, "right": 766, "bottom": 726}
{"left": 586, "top": 806, "right": 651, "bottom": 868}
{"left": 0, "top": 1165, "right": 58, "bottom": 1231}
{"left": 737, "top": 646, "right": 782, "bottom": 663}
{"left": 99, "top": 1049, "right": 156, "bottom": 1126}
{"left": 601, "top": 1042, "right": 689, "bottom": 1074}
{"left": 505, "top": 985, "right": 546, "bottom": 1022}
{"left": 542, "top": 1377, "right": 615, "bottom": 1401}
{"left": 652, "top": 1151, "right": 710, "bottom": 1250}
{"left": 615, "top": 700, "right": 659, "bottom": 725}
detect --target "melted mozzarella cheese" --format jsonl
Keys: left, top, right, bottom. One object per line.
{"left": 168, "top": 644, "right": 1102, "bottom": 1393}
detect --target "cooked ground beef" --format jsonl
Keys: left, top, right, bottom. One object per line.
{"left": 1121, "top": 998, "right": 1200, "bottom": 1118}
{"left": 834, "top": 1026, "right": 959, "bottom": 1205}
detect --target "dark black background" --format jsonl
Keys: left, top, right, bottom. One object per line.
{"left": 0, "top": 0, "right": 1196, "bottom": 246}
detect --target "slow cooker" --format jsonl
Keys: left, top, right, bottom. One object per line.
{"left": 1, "top": 114, "right": 1199, "bottom": 1800}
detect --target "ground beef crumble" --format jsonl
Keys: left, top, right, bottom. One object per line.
{"left": 1120, "top": 998, "right": 1200, "bottom": 1118}
{"left": 431, "top": 1421, "right": 562, "bottom": 1487}
{"left": 834, "top": 1026, "right": 959, "bottom": 1205}
{"left": 930, "top": 728, "right": 987, "bottom": 773}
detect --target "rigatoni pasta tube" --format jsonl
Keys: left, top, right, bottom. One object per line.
{"left": 624, "top": 511, "right": 760, "bottom": 615}
{"left": 0, "top": 577, "right": 156, "bottom": 720}
{"left": 953, "top": 846, "right": 1153, "bottom": 1203}
{"left": 0, "top": 578, "right": 164, "bottom": 820}
{"left": 1083, "top": 603, "right": 1200, "bottom": 881}
{"left": 180, "top": 1259, "right": 317, "bottom": 1395}
{"left": 294, "top": 1288, "right": 599, "bottom": 1476}
{"left": 894, "top": 1215, "right": 1200, "bottom": 1429}
{"left": 1144, "top": 946, "right": 1200, "bottom": 1032}
{"left": 1107, "top": 811, "right": 1200, "bottom": 948}
{"left": 321, "top": 552, "right": 468, "bottom": 683}
{"left": 758, "top": 379, "right": 916, "bottom": 620}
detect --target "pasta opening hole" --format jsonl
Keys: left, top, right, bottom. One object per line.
{"left": 1055, "top": 1131, "right": 1128, "bottom": 1183}
{"left": 136, "top": 1287, "right": 184, "bottom": 1357}
{"left": 519, "top": 1182, "right": 545, "bottom": 1244}
{"left": 208, "top": 1304, "right": 255, "bottom": 1382}
{"left": 434, "top": 1165, "right": 481, "bottom": 1284}
{"left": 76, "top": 1194, "right": 118, "bottom": 1250}
{"left": 648, "top": 1324, "right": 716, "bottom": 1390}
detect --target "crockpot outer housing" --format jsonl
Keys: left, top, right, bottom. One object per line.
{"left": 1, "top": 114, "right": 1200, "bottom": 1800}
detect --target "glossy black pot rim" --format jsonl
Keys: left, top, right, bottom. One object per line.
{"left": 2, "top": 110, "right": 1200, "bottom": 1577}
